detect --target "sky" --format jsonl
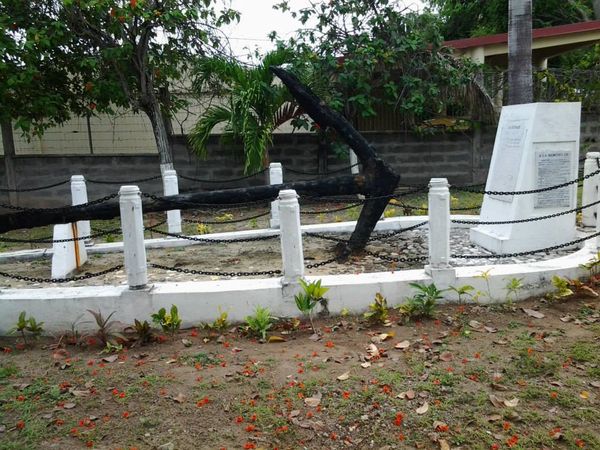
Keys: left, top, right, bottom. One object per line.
{"left": 223, "top": 0, "right": 425, "bottom": 59}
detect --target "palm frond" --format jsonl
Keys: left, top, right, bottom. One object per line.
{"left": 188, "top": 105, "right": 233, "bottom": 158}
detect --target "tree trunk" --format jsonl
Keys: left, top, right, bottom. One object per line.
{"left": 1, "top": 121, "right": 18, "bottom": 206}
{"left": 271, "top": 67, "right": 400, "bottom": 253}
{"left": 508, "top": 0, "right": 533, "bottom": 105}
{"left": 0, "top": 175, "right": 369, "bottom": 233}
{"left": 143, "top": 94, "right": 174, "bottom": 174}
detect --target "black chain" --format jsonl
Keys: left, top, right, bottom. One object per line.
{"left": 86, "top": 175, "right": 161, "bottom": 184}
{"left": 182, "top": 210, "right": 270, "bottom": 225}
{"left": 150, "top": 263, "right": 280, "bottom": 277}
{"left": 306, "top": 257, "right": 338, "bottom": 269}
{"left": 0, "top": 179, "right": 70, "bottom": 192}
{"left": 451, "top": 231, "right": 600, "bottom": 259}
{"left": 452, "top": 167, "right": 600, "bottom": 195}
{"left": 367, "top": 221, "right": 429, "bottom": 242}
{"left": 300, "top": 202, "right": 363, "bottom": 215}
{"left": 363, "top": 248, "right": 428, "bottom": 263}
{"left": 0, "top": 193, "right": 118, "bottom": 212}
{"left": 285, "top": 163, "right": 360, "bottom": 176}
{"left": 0, "top": 265, "right": 123, "bottom": 284}
{"left": 452, "top": 198, "right": 600, "bottom": 225}
{"left": 0, "top": 227, "right": 122, "bottom": 244}
{"left": 305, "top": 232, "right": 348, "bottom": 244}
{"left": 144, "top": 225, "right": 279, "bottom": 243}
{"left": 179, "top": 168, "right": 268, "bottom": 183}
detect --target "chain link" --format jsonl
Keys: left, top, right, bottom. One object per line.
{"left": 86, "top": 175, "right": 161, "bottom": 185}
{"left": 451, "top": 231, "right": 600, "bottom": 259}
{"left": 0, "top": 179, "right": 70, "bottom": 193}
{"left": 367, "top": 221, "right": 429, "bottom": 242}
{"left": 452, "top": 198, "right": 600, "bottom": 225}
{"left": 306, "top": 257, "right": 338, "bottom": 269}
{"left": 300, "top": 202, "right": 363, "bottom": 215}
{"left": 453, "top": 167, "right": 600, "bottom": 195}
{"left": 182, "top": 210, "right": 270, "bottom": 225}
{"left": 142, "top": 193, "right": 275, "bottom": 209}
{"left": 150, "top": 262, "right": 281, "bottom": 277}
{"left": 0, "top": 265, "right": 123, "bottom": 284}
{"left": 363, "top": 248, "right": 428, "bottom": 263}
{"left": 179, "top": 168, "right": 268, "bottom": 183}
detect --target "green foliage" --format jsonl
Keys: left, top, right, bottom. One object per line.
{"left": 504, "top": 277, "right": 524, "bottom": 304}
{"left": 132, "top": 319, "right": 154, "bottom": 344}
{"left": 87, "top": 310, "right": 124, "bottom": 346}
{"left": 10, "top": 311, "right": 44, "bottom": 345}
{"left": 295, "top": 278, "right": 330, "bottom": 333}
{"left": 276, "top": 0, "right": 492, "bottom": 130}
{"left": 447, "top": 284, "right": 475, "bottom": 303}
{"left": 580, "top": 251, "right": 600, "bottom": 277}
{"left": 101, "top": 341, "right": 123, "bottom": 354}
{"left": 151, "top": 305, "right": 182, "bottom": 336}
{"left": 399, "top": 282, "right": 444, "bottom": 320}
{"left": 363, "top": 293, "right": 390, "bottom": 324}
{"left": 245, "top": 306, "right": 273, "bottom": 341}
{"left": 203, "top": 308, "right": 230, "bottom": 333}
{"left": 189, "top": 47, "right": 303, "bottom": 173}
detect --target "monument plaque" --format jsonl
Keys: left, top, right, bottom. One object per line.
{"left": 534, "top": 147, "right": 573, "bottom": 209}
{"left": 470, "top": 102, "right": 580, "bottom": 254}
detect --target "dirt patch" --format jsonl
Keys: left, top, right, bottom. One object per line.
{"left": 1, "top": 297, "right": 599, "bottom": 449}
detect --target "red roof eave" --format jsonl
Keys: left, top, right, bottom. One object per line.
{"left": 444, "top": 20, "right": 600, "bottom": 50}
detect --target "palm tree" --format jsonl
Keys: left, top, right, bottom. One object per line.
{"left": 508, "top": 0, "right": 533, "bottom": 105}
{"left": 188, "top": 48, "right": 304, "bottom": 173}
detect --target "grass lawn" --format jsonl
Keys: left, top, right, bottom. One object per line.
{"left": 0, "top": 295, "right": 599, "bottom": 449}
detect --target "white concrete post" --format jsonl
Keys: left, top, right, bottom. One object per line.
{"left": 70, "top": 175, "right": 91, "bottom": 242}
{"left": 582, "top": 152, "right": 600, "bottom": 227}
{"left": 425, "top": 178, "right": 456, "bottom": 288}
{"left": 269, "top": 163, "right": 283, "bottom": 228}
{"left": 278, "top": 189, "right": 304, "bottom": 284}
{"left": 119, "top": 186, "right": 148, "bottom": 290}
{"left": 427, "top": 178, "right": 451, "bottom": 269}
{"left": 162, "top": 170, "right": 181, "bottom": 234}
{"left": 349, "top": 150, "right": 360, "bottom": 175}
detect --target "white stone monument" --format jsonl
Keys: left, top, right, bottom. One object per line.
{"left": 51, "top": 223, "right": 88, "bottom": 278}
{"left": 470, "top": 102, "right": 581, "bottom": 254}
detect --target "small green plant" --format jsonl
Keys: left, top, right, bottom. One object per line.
{"left": 151, "top": 305, "right": 182, "bottom": 336}
{"left": 245, "top": 306, "right": 273, "bottom": 340}
{"left": 215, "top": 212, "right": 234, "bottom": 222}
{"left": 383, "top": 207, "right": 396, "bottom": 218}
{"left": 340, "top": 307, "right": 350, "bottom": 317}
{"left": 475, "top": 269, "right": 493, "bottom": 299}
{"left": 197, "top": 223, "right": 212, "bottom": 235}
{"left": 363, "top": 293, "right": 389, "bottom": 324}
{"left": 248, "top": 218, "right": 258, "bottom": 229}
{"left": 399, "top": 282, "right": 444, "bottom": 320}
{"left": 505, "top": 277, "right": 524, "bottom": 304}
{"left": 580, "top": 251, "right": 600, "bottom": 277}
{"left": 448, "top": 284, "right": 475, "bottom": 304}
{"left": 101, "top": 341, "right": 124, "bottom": 354}
{"left": 548, "top": 275, "right": 574, "bottom": 300}
{"left": 132, "top": 319, "right": 154, "bottom": 344}
{"left": 346, "top": 207, "right": 361, "bottom": 221}
{"left": 10, "top": 311, "right": 44, "bottom": 346}
{"left": 87, "top": 310, "right": 125, "bottom": 346}
{"left": 294, "top": 278, "right": 330, "bottom": 333}
{"left": 203, "top": 307, "right": 230, "bottom": 333}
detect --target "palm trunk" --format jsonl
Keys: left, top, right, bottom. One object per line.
{"left": 508, "top": 0, "right": 533, "bottom": 105}
{"left": 1, "top": 121, "right": 18, "bottom": 206}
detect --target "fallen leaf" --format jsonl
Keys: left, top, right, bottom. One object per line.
{"left": 486, "top": 414, "right": 502, "bottom": 422}
{"left": 504, "top": 397, "right": 519, "bottom": 407}
{"left": 522, "top": 308, "right": 545, "bottom": 319}
{"left": 484, "top": 326, "right": 498, "bottom": 333}
{"left": 590, "top": 381, "right": 600, "bottom": 388}
{"left": 395, "top": 340, "right": 410, "bottom": 350}
{"left": 102, "top": 355, "right": 118, "bottom": 363}
{"left": 337, "top": 371, "right": 350, "bottom": 381}
{"left": 173, "top": 393, "right": 186, "bottom": 404}
{"left": 489, "top": 394, "right": 504, "bottom": 408}
{"left": 469, "top": 320, "right": 484, "bottom": 331}
{"left": 416, "top": 402, "right": 429, "bottom": 415}
{"left": 560, "top": 315, "right": 573, "bottom": 323}
{"left": 69, "top": 389, "right": 90, "bottom": 398}
{"left": 360, "top": 362, "right": 371, "bottom": 369}
{"left": 181, "top": 339, "right": 192, "bottom": 347}
{"left": 308, "top": 333, "right": 321, "bottom": 342}
{"left": 549, "top": 429, "right": 563, "bottom": 440}
{"left": 304, "top": 393, "right": 322, "bottom": 408}
{"left": 63, "top": 402, "right": 76, "bottom": 409}
{"left": 493, "top": 339, "right": 508, "bottom": 345}
{"left": 580, "top": 391, "right": 590, "bottom": 399}
{"left": 491, "top": 383, "right": 509, "bottom": 391}
{"left": 439, "top": 439, "right": 450, "bottom": 450}
{"left": 366, "top": 343, "right": 379, "bottom": 358}
{"left": 439, "top": 352, "right": 453, "bottom": 362}
{"left": 289, "top": 410, "right": 300, "bottom": 418}
{"left": 165, "top": 359, "right": 178, "bottom": 365}
{"left": 267, "top": 336, "right": 286, "bottom": 343}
